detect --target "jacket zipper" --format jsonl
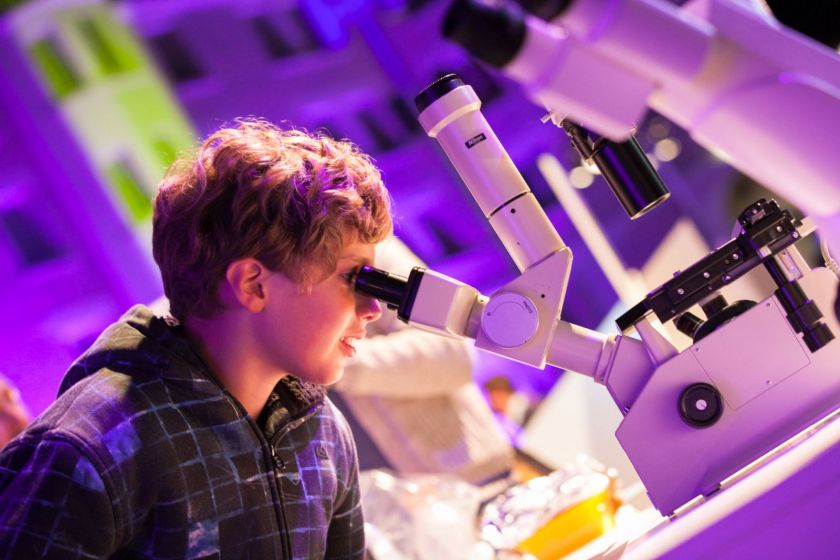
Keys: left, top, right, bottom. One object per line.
{"left": 267, "top": 438, "right": 292, "bottom": 559}
{"left": 209, "top": 383, "right": 294, "bottom": 560}
{"left": 261, "top": 428, "right": 293, "bottom": 560}
{"left": 266, "top": 412, "right": 317, "bottom": 560}
{"left": 201, "top": 369, "right": 322, "bottom": 560}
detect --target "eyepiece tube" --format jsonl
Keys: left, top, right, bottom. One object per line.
{"left": 355, "top": 265, "right": 427, "bottom": 324}
{"left": 442, "top": 0, "right": 656, "bottom": 139}
{"left": 415, "top": 73, "right": 567, "bottom": 272}
{"left": 354, "top": 266, "right": 407, "bottom": 310}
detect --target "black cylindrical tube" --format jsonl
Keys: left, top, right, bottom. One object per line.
{"left": 354, "top": 266, "right": 407, "bottom": 310}
{"left": 513, "top": 0, "right": 575, "bottom": 22}
{"left": 763, "top": 259, "right": 835, "bottom": 352}
{"left": 802, "top": 324, "right": 836, "bottom": 353}
{"left": 591, "top": 136, "right": 670, "bottom": 219}
{"left": 562, "top": 120, "right": 669, "bottom": 219}
{"left": 442, "top": 0, "right": 527, "bottom": 68}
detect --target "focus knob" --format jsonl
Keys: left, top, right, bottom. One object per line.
{"left": 481, "top": 292, "right": 540, "bottom": 348}
{"left": 679, "top": 383, "right": 723, "bottom": 428}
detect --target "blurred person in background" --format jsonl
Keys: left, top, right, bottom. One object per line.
{"left": 484, "top": 374, "right": 537, "bottom": 443}
{"left": 0, "top": 374, "right": 30, "bottom": 448}
{"left": 332, "top": 236, "right": 515, "bottom": 486}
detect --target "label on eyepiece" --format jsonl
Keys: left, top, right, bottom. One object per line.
{"left": 465, "top": 133, "right": 487, "bottom": 149}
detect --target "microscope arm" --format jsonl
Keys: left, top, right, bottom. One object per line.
{"left": 356, "top": 74, "right": 657, "bottom": 412}
{"left": 356, "top": 263, "right": 655, "bottom": 414}
{"left": 443, "top": 0, "right": 840, "bottom": 256}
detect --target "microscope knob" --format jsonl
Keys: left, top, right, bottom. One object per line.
{"left": 481, "top": 291, "right": 540, "bottom": 348}
{"left": 679, "top": 383, "right": 723, "bottom": 428}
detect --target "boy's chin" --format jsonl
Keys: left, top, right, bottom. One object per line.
{"left": 301, "top": 367, "right": 344, "bottom": 387}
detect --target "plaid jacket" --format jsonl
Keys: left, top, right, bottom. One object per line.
{"left": 0, "top": 305, "right": 364, "bottom": 559}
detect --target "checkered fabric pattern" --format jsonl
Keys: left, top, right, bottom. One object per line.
{"left": 0, "top": 305, "right": 364, "bottom": 559}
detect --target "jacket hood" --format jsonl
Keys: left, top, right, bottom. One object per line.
{"left": 59, "top": 304, "right": 220, "bottom": 397}
{"left": 58, "top": 305, "right": 328, "bottom": 422}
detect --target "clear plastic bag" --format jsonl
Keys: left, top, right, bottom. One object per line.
{"left": 360, "top": 469, "right": 483, "bottom": 560}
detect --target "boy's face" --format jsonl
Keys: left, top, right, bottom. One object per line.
{"left": 257, "top": 238, "right": 382, "bottom": 386}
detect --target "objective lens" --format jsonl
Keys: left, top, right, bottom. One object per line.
{"left": 593, "top": 136, "right": 670, "bottom": 218}
{"left": 564, "top": 120, "right": 670, "bottom": 219}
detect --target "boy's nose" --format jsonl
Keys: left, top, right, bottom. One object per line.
{"left": 357, "top": 294, "right": 382, "bottom": 323}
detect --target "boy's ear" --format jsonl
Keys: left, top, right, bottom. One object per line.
{"left": 224, "top": 258, "right": 270, "bottom": 313}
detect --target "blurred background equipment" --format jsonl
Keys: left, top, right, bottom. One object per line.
{"left": 442, "top": 0, "right": 840, "bottom": 255}
{"left": 0, "top": 0, "right": 191, "bottom": 412}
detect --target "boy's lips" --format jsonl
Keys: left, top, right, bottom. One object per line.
{"left": 339, "top": 334, "right": 363, "bottom": 357}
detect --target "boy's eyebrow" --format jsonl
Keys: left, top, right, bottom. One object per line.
{"left": 338, "top": 254, "right": 372, "bottom": 266}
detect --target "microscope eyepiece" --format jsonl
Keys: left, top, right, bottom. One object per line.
{"left": 415, "top": 74, "right": 465, "bottom": 114}
{"left": 354, "top": 265, "right": 426, "bottom": 323}
{"left": 443, "top": 0, "right": 527, "bottom": 68}
{"left": 354, "top": 266, "right": 407, "bottom": 310}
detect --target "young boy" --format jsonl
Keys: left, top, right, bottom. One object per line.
{"left": 0, "top": 119, "right": 392, "bottom": 559}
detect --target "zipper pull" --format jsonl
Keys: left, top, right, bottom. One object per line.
{"left": 269, "top": 444, "right": 285, "bottom": 469}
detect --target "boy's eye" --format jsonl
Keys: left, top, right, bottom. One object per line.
{"left": 341, "top": 269, "right": 359, "bottom": 286}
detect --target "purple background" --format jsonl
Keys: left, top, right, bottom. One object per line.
{"left": 0, "top": 0, "right": 760, "bottom": 416}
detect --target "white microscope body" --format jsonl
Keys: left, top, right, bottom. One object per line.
{"left": 437, "top": 0, "right": 840, "bottom": 515}
{"left": 357, "top": 66, "right": 840, "bottom": 515}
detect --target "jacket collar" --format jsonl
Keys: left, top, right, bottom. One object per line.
{"left": 61, "top": 305, "right": 327, "bottom": 435}
{"left": 258, "top": 376, "right": 327, "bottom": 437}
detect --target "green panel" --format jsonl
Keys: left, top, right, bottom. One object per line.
{"left": 105, "top": 161, "right": 152, "bottom": 223}
{"left": 116, "top": 85, "right": 196, "bottom": 171}
{"left": 28, "top": 38, "right": 80, "bottom": 99}
{"left": 153, "top": 138, "right": 179, "bottom": 170}
{"left": 76, "top": 13, "right": 141, "bottom": 77}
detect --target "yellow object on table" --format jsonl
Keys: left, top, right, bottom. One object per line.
{"left": 516, "top": 486, "right": 618, "bottom": 560}
{"left": 479, "top": 457, "right": 620, "bottom": 559}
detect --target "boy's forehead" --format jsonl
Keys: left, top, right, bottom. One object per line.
{"left": 338, "top": 240, "right": 376, "bottom": 263}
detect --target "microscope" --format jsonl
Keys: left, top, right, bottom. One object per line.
{"left": 354, "top": 20, "right": 840, "bottom": 516}
{"left": 441, "top": 0, "right": 840, "bottom": 266}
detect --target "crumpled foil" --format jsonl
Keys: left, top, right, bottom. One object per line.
{"left": 479, "top": 456, "right": 616, "bottom": 557}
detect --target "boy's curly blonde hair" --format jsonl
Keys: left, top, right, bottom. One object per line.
{"left": 152, "top": 119, "right": 393, "bottom": 321}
